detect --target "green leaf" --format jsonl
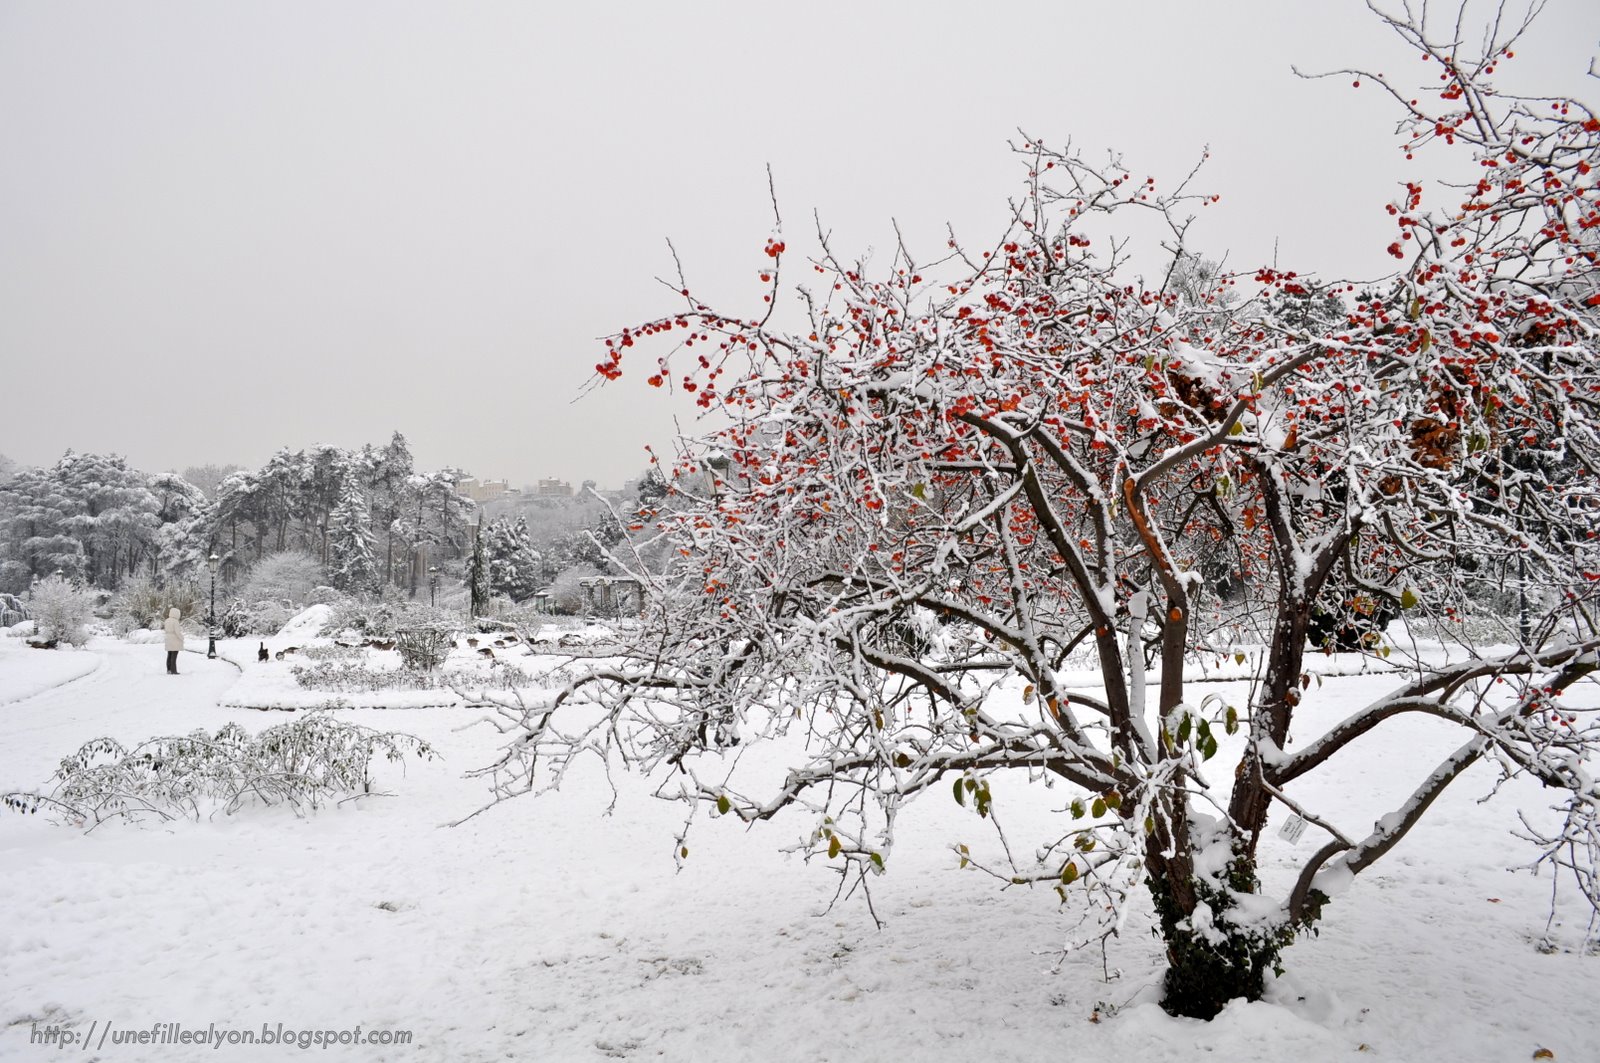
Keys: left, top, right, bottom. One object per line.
{"left": 953, "top": 778, "right": 967, "bottom": 806}
{"left": 1061, "top": 862, "right": 1080, "bottom": 885}
{"left": 910, "top": 482, "right": 927, "bottom": 500}
{"left": 1201, "top": 734, "right": 1219, "bottom": 761}
{"left": 870, "top": 852, "right": 884, "bottom": 870}
{"left": 1177, "top": 717, "right": 1192, "bottom": 744}
{"left": 1228, "top": 420, "right": 1245, "bottom": 437}
{"left": 828, "top": 834, "right": 842, "bottom": 859}
{"left": 1070, "top": 799, "right": 1085, "bottom": 819}
{"left": 1225, "top": 705, "right": 1239, "bottom": 735}
{"left": 716, "top": 794, "right": 731, "bottom": 815}
{"left": 1091, "top": 797, "right": 1107, "bottom": 818}
{"left": 1103, "top": 791, "right": 1122, "bottom": 811}
{"left": 1400, "top": 587, "right": 1419, "bottom": 610}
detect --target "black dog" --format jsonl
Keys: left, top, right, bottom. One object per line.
{"left": 257, "top": 642, "right": 270, "bottom": 663}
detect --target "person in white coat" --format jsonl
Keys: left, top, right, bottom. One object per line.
{"left": 163, "top": 607, "right": 183, "bottom": 674}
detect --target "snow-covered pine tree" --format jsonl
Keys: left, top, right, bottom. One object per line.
{"left": 486, "top": 516, "right": 542, "bottom": 602}
{"left": 0, "top": 464, "right": 86, "bottom": 592}
{"left": 326, "top": 472, "right": 378, "bottom": 595}
{"left": 367, "top": 431, "right": 415, "bottom": 589}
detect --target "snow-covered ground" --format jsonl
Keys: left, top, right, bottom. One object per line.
{"left": 1, "top": 634, "right": 1597, "bottom": 1062}
{"left": 0, "top": 638, "right": 103, "bottom": 707}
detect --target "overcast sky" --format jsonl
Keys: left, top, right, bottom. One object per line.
{"left": 2, "top": 0, "right": 1596, "bottom": 490}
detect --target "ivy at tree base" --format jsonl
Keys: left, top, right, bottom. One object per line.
{"left": 1148, "top": 862, "right": 1296, "bottom": 1020}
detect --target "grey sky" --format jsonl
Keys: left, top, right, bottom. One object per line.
{"left": 2, "top": 1, "right": 1596, "bottom": 489}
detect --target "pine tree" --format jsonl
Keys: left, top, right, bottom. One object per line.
{"left": 326, "top": 473, "right": 378, "bottom": 594}
{"left": 466, "top": 518, "right": 489, "bottom": 617}
{"left": 368, "top": 431, "right": 415, "bottom": 588}
{"left": 486, "top": 516, "right": 542, "bottom": 602}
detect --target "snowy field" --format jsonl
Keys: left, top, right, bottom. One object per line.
{"left": 2, "top": 631, "right": 1598, "bottom": 1062}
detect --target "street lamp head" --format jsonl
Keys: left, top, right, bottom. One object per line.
{"left": 208, "top": 553, "right": 220, "bottom": 574}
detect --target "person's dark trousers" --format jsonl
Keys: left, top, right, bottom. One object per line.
{"left": 166, "top": 650, "right": 179, "bottom": 675}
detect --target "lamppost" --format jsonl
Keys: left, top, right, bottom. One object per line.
{"left": 428, "top": 566, "right": 439, "bottom": 608}
{"left": 206, "top": 553, "right": 219, "bottom": 659}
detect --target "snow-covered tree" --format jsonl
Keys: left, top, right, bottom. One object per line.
{"left": 407, "top": 469, "right": 475, "bottom": 566}
{"left": 238, "top": 550, "right": 326, "bottom": 608}
{"left": 145, "top": 471, "right": 212, "bottom": 581}
{"left": 465, "top": 519, "right": 489, "bottom": 617}
{"left": 47, "top": 452, "right": 161, "bottom": 587}
{"left": 326, "top": 473, "right": 378, "bottom": 594}
{"left": 472, "top": 6, "right": 1600, "bottom": 1021}
{"left": 0, "top": 465, "right": 86, "bottom": 592}
{"left": 365, "top": 431, "right": 415, "bottom": 588}
{"left": 486, "top": 516, "right": 542, "bottom": 602}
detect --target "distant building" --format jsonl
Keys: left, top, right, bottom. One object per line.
{"left": 536, "top": 478, "right": 572, "bottom": 497}
{"left": 456, "top": 478, "right": 517, "bottom": 503}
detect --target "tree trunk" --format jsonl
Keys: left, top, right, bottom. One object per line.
{"left": 1228, "top": 599, "right": 1310, "bottom": 856}
{"left": 1148, "top": 852, "right": 1284, "bottom": 1019}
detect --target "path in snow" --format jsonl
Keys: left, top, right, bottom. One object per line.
{"left": 0, "top": 640, "right": 105, "bottom": 708}
{"left": 0, "top": 639, "right": 242, "bottom": 783}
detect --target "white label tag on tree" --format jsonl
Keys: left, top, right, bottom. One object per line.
{"left": 1279, "top": 813, "right": 1308, "bottom": 844}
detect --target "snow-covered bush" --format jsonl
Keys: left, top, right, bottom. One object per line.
{"left": 395, "top": 625, "right": 453, "bottom": 672}
{"left": 325, "top": 595, "right": 459, "bottom": 642}
{"left": 250, "top": 599, "right": 292, "bottom": 635}
{"left": 112, "top": 577, "right": 205, "bottom": 636}
{"left": 219, "top": 598, "right": 252, "bottom": 637}
{"left": 31, "top": 574, "right": 93, "bottom": 647}
{"left": 237, "top": 550, "right": 325, "bottom": 610}
{"left": 324, "top": 595, "right": 400, "bottom": 638}
{"left": 214, "top": 597, "right": 291, "bottom": 637}
{"left": 2, "top": 714, "right": 435, "bottom": 826}
{"left": 292, "top": 660, "right": 538, "bottom": 692}
{"left": 298, "top": 643, "right": 366, "bottom": 664}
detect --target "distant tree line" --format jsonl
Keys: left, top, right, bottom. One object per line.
{"left": 0, "top": 439, "right": 641, "bottom": 615}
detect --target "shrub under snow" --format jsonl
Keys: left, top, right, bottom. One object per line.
{"left": 30, "top": 574, "right": 93, "bottom": 647}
